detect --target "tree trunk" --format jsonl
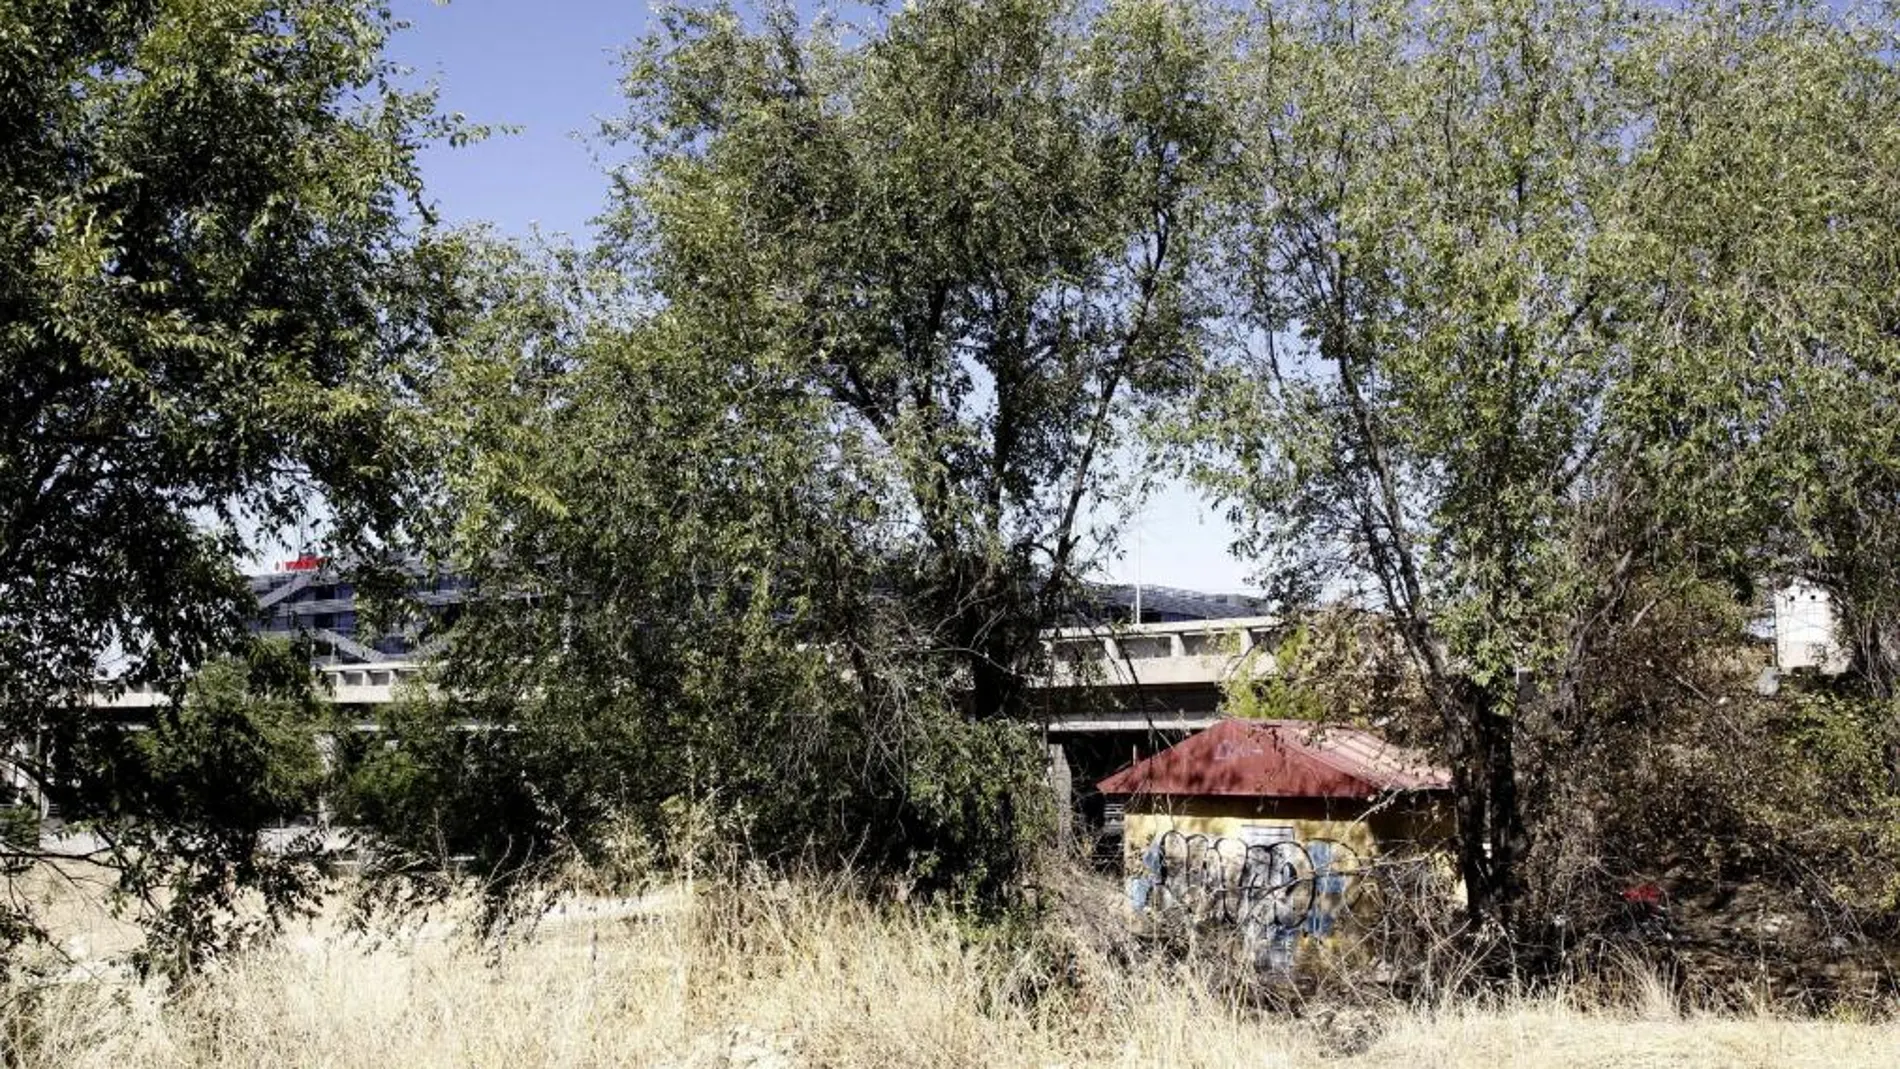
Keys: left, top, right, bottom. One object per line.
{"left": 1445, "top": 678, "right": 1526, "bottom": 932}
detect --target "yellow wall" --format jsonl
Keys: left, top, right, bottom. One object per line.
{"left": 1118, "top": 792, "right": 1462, "bottom": 944}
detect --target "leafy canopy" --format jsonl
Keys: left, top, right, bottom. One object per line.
{"left": 612, "top": 0, "right": 1229, "bottom": 716}
{"left": 0, "top": 0, "right": 462, "bottom": 964}
{"left": 1180, "top": 0, "right": 1900, "bottom": 931}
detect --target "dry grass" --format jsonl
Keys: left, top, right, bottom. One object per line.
{"left": 5, "top": 875, "right": 1897, "bottom": 1068}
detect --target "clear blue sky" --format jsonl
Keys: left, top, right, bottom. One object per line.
{"left": 387, "top": 0, "right": 1258, "bottom": 596}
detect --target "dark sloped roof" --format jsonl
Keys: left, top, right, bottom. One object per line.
{"left": 1096, "top": 718, "right": 1451, "bottom": 800}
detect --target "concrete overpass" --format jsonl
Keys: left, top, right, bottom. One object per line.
{"left": 79, "top": 612, "right": 1284, "bottom": 851}
{"left": 94, "top": 614, "right": 1284, "bottom": 732}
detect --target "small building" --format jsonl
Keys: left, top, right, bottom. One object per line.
{"left": 1773, "top": 579, "right": 1849, "bottom": 675}
{"left": 1097, "top": 717, "right": 1453, "bottom": 874}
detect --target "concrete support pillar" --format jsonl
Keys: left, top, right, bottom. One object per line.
{"left": 1046, "top": 740, "right": 1073, "bottom": 846}
{"left": 314, "top": 731, "right": 337, "bottom": 828}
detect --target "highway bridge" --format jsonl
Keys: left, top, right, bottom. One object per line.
{"left": 100, "top": 561, "right": 1284, "bottom": 736}
{"left": 82, "top": 566, "right": 1288, "bottom": 837}
{"left": 91, "top": 611, "right": 1285, "bottom": 836}
{"left": 96, "top": 612, "right": 1284, "bottom": 734}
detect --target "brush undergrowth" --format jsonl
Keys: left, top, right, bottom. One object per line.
{"left": 1, "top": 866, "right": 1896, "bottom": 1067}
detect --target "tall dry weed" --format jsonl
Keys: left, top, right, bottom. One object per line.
{"left": 2, "top": 874, "right": 1895, "bottom": 1068}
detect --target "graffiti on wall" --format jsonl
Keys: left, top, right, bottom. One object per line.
{"left": 1126, "top": 830, "right": 1362, "bottom": 965}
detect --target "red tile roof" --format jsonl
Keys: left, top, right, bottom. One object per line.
{"left": 1095, "top": 718, "right": 1451, "bottom": 800}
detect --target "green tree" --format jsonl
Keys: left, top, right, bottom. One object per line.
{"left": 1610, "top": 1, "right": 1900, "bottom": 695}
{"left": 348, "top": 0, "right": 1236, "bottom": 908}
{"left": 1184, "top": 0, "right": 1900, "bottom": 939}
{"left": 342, "top": 241, "right": 1054, "bottom": 906}
{"left": 611, "top": 0, "right": 1229, "bottom": 720}
{"left": 0, "top": 0, "right": 459, "bottom": 960}
{"left": 46, "top": 642, "right": 333, "bottom": 979}
{"left": 1186, "top": 0, "right": 1642, "bottom": 929}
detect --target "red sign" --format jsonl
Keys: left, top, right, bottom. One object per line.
{"left": 280, "top": 553, "right": 325, "bottom": 572}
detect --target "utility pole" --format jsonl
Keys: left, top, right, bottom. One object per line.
{"left": 1132, "top": 502, "right": 1144, "bottom": 624}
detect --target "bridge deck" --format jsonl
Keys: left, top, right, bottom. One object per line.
{"left": 93, "top": 617, "right": 1280, "bottom": 731}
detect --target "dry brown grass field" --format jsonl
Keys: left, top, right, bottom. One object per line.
{"left": 5, "top": 874, "right": 1898, "bottom": 1068}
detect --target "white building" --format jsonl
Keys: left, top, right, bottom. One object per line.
{"left": 1773, "top": 579, "right": 1849, "bottom": 675}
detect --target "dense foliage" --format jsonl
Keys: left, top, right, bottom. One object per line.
{"left": 339, "top": 0, "right": 1231, "bottom": 906}
{"left": 610, "top": 0, "right": 1228, "bottom": 719}
{"left": 1180, "top": 0, "right": 1900, "bottom": 938}
{"left": 57, "top": 643, "right": 333, "bottom": 977}
{"left": 340, "top": 249, "right": 1058, "bottom": 904}
{"left": 8, "top": 0, "right": 1900, "bottom": 981}
{"left": 0, "top": 0, "right": 460, "bottom": 966}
